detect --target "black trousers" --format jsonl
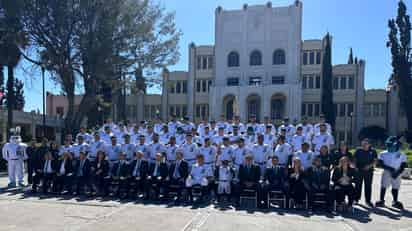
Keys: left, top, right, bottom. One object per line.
{"left": 73, "top": 176, "right": 90, "bottom": 194}
{"left": 307, "top": 186, "right": 333, "bottom": 208}
{"left": 168, "top": 178, "right": 185, "bottom": 198}
{"left": 53, "top": 175, "right": 73, "bottom": 193}
{"left": 91, "top": 174, "right": 109, "bottom": 195}
{"left": 144, "top": 177, "right": 166, "bottom": 198}
{"left": 233, "top": 182, "right": 262, "bottom": 205}
{"left": 289, "top": 182, "right": 307, "bottom": 204}
{"left": 32, "top": 173, "right": 55, "bottom": 193}
{"left": 129, "top": 177, "right": 146, "bottom": 196}
{"left": 335, "top": 184, "right": 355, "bottom": 205}
{"left": 27, "top": 160, "right": 34, "bottom": 184}
{"left": 355, "top": 169, "right": 373, "bottom": 202}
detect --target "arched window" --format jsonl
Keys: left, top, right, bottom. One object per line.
{"left": 249, "top": 50, "right": 262, "bottom": 66}
{"left": 227, "top": 51, "right": 239, "bottom": 67}
{"left": 273, "top": 49, "right": 286, "bottom": 65}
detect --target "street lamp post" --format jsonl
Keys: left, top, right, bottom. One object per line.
{"left": 41, "top": 66, "right": 46, "bottom": 137}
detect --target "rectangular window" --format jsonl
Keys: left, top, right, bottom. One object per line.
{"left": 176, "top": 81, "right": 181, "bottom": 94}
{"left": 315, "top": 75, "right": 321, "bottom": 89}
{"left": 208, "top": 80, "right": 212, "bottom": 91}
{"left": 202, "top": 56, "right": 207, "bottom": 70}
{"left": 301, "top": 104, "right": 306, "bottom": 116}
{"left": 176, "top": 105, "right": 181, "bottom": 118}
{"left": 150, "top": 105, "right": 156, "bottom": 118}
{"left": 308, "top": 75, "right": 314, "bottom": 89}
{"left": 309, "top": 51, "right": 315, "bottom": 65}
{"left": 196, "top": 105, "right": 201, "bottom": 118}
{"left": 227, "top": 77, "right": 239, "bottom": 86}
{"left": 307, "top": 104, "right": 313, "bottom": 117}
{"left": 182, "top": 105, "right": 187, "bottom": 117}
{"left": 272, "top": 76, "right": 285, "bottom": 85}
{"left": 169, "top": 106, "right": 175, "bottom": 116}
{"left": 169, "top": 83, "right": 175, "bottom": 93}
{"left": 302, "top": 76, "right": 307, "bottom": 89}
{"left": 348, "top": 76, "right": 354, "bottom": 89}
{"left": 340, "top": 77, "right": 347, "bottom": 90}
{"left": 144, "top": 106, "right": 150, "bottom": 119}
{"left": 333, "top": 77, "right": 339, "bottom": 90}
{"left": 303, "top": 52, "right": 308, "bottom": 65}
{"left": 56, "top": 107, "right": 64, "bottom": 116}
{"left": 196, "top": 80, "right": 201, "bottom": 92}
{"left": 249, "top": 77, "right": 262, "bottom": 86}
{"left": 333, "top": 104, "right": 338, "bottom": 117}
{"left": 201, "top": 105, "right": 206, "bottom": 118}
{"left": 339, "top": 104, "right": 346, "bottom": 117}
{"left": 364, "top": 104, "right": 371, "bottom": 117}
{"left": 182, "top": 81, "right": 188, "bottom": 93}
{"left": 347, "top": 103, "right": 354, "bottom": 117}
{"left": 316, "top": 51, "right": 321, "bottom": 64}
{"left": 314, "top": 103, "right": 320, "bottom": 116}
{"left": 197, "top": 56, "right": 202, "bottom": 70}
{"left": 207, "top": 56, "right": 213, "bottom": 69}
{"left": 202, "top": 79, "right": 207, "bottom": 92}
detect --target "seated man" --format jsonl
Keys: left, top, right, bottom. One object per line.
{"left": 72, "top": 151, "right": 91, "bottom": 195}
{"left": 167, "top": 149, "right": 189, "bottom": 201}
{"left": 305, "top": 156, "right": 333, "bottom": 211}
{"left": 185, "top": 154, "right": 213, "bottom": 202}
{"left": 91, "top": 151, "right": 110, "bottom": 196}
{"left": 32, "top": 151, "right": 58, "bottom": 193}
{"left": 53, "top": 151, "right": 74, "bottom": 194}
{"left": 214, "top": 159, "right": 235, "bottom": 203}
{"left": 110, "top": 152, "right": 130, "bottom": 198}
{"left": 261, "top": 156, "right": 288, "bottom": 208}
{"left": 146, "top": 152, "right": 169, "bottom": 200}
{"left": 234, "top": 154, "right": 261, "bottom": 207}
{"left": 129, "top": 151, "right": 149, "bottom": 198}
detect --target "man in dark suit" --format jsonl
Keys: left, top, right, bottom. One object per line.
{"left": 53, "top": 152, "right": 74, "bottom": 194}
{"left": 234, "top": 154, "right": 261, "bottom": 206}
{"left": 26, "top": 139, "right": 37, "bottom": 185}
{"left": 146, "top": 152, "right": 168, "bottom": 200}
{"left": 305, "top": 156, "right": 333, "bottom": 211}
{"left": 129, "top": 151, "right": 149, "bottom": 198}
{"left": 110, "top": 152, "right": 130, "bottom": 198}
{"left": 72, "top": 151, "right": 91, "bottom": 195}
{"left": 167, "top": 149, "right": 189, "bottom": 201}
{"left": 261, "top": 156, "right": 288, "bottom": 207}
{"left": 31, "top": 151, "right": 58, "bottom": 193}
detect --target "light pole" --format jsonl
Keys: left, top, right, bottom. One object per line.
{"left": 41, "top": 66, "right": 46, "bottom": 137}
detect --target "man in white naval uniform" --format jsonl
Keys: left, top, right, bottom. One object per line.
{"left": 2, "top": 132, "right": 27, "bottom": 187}
{"left": 251, "top": 134, "right": 272, "bottom": 175}
{"left": 274, "top": 135, "right": 293, "bottom": 167}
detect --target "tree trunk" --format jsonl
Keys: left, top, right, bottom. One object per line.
{"left": 6, "top": 65, "right": 15, "bottom": 139}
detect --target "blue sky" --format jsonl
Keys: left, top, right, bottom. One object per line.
{"left": 14, "top": 0, "right": 408, "bottom": 112}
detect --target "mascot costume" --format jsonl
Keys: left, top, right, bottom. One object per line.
{"left": 2, "top": 127, "right": 27, "bottom": 187}
{"left": 375, "top": 136, "right": 407, "bottom": 209}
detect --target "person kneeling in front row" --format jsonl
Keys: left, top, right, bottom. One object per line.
{"left": 186, "top": 154, "right": 213, "bottom": 202}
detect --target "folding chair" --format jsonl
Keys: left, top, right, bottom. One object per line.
{"left": 289, "top": 193, "right": 309, "bottom": 210}
{"left": 240, "top": 188, "right": 258, "bottom": 208}
{"left": 267, "top": 190, "right": 287, "bottom": 208}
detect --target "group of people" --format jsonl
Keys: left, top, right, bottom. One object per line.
{"left": 1, "top": 114, "right": 408, "bottom": 212}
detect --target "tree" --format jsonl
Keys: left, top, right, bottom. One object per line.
{"left": 321, "top": 33, "right": 336, "bottom": 129}
{"left": 387, "top": 0, "right": 412, "bottom": 142}
{"left": 348, "top": 48, "right": 354, "bottom": 64}
{"left": 4, "top": 78, "right": 24, "bottom": 110}
{"left": 0, "top": 0, "right": 27, "bottom": 138}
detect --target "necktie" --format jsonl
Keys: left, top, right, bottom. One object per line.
{"left": 117, "top": 163, "right": 122, "bottom": 176}
{"left": 78, "top": 160, "right": 84, "bottom": 176}
{"left": 154, "top": 163, "right": 159, "bottom": 176}
{"left": 44, "top": 160, "right": 49, "bottom": 173}
{"left": 174, "top": 161, "right": 180, "bottom": 179}
{"left": 134, "top": 161, "right": 140, "bottom": 177}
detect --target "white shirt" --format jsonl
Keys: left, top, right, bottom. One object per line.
{"left": 121, "top": 143, "right": 136, "bottom": 161}
{"left": 233, "top": 146, "right": 249, "bottom": 166}
{"left": 165, "top": 144, "right": 179, "bottom": 163}
{"left": 148, "top": 142, "right": 165, "bottom": 161}
{"left": 291, "top": 134, "right": 309, "bottom": 152}
{"left": 294, "top": 150, "right": 316, "bottom": 170}
{"left": 181, "top": 142, "right": 198, "bottom": 162}
{"left": 252, "top": 144, "right": 272, "bottom": 164}
{"left": 89, "top": 140, "right": 106, "bottom": 161}
{"left": 190, "top": 163, "right": 213, "bottom": 185}
{"left": 274, "top": 143, "right": 293, "bottom": 165}
{"left": 218, "top": 145, "right": 234, "bottom": 163}
{"left": 59, "top": 160, "right": 66, "bottom": 175}
{"left": 58, "top": 145, "right": 72, "bottom": 157}
{"left": 70, "top": 143, "right": 89, "bottom": 159}
{"left": 106, "top": 144, "right": 122, "bottom": 161}
{"left": 199, "top": 146, "right": 217, "bottom": 165}
{"left": 312, "top": 133, "right": 335, "bottom": 154}
{"left": 379, "top": 151, "right": 407, "bottom": 170}
{"left": 314, "top": 123, "right": 332, "bottom": 135}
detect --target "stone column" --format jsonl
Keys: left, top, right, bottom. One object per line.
{"left": 136, "top": 90, "right": 144, "bottom": 122}
{"left": 161, "top": 69, "right": 169, "bottom": 121}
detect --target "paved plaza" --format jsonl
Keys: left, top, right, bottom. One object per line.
{"left": 0, "top": 170, "right": 411, "bottom": 231}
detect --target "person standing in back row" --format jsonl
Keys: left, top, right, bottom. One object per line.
{"left": 353, "top": 138, "right": 377, "bottom": 207}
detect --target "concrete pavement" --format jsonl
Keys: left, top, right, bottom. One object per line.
{"left": 0, "top": 170, "right": 411, "bottom": 231}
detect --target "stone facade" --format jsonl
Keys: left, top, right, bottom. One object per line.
{"left": 45, "top": 1, "right": 407, "bottom": 145}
